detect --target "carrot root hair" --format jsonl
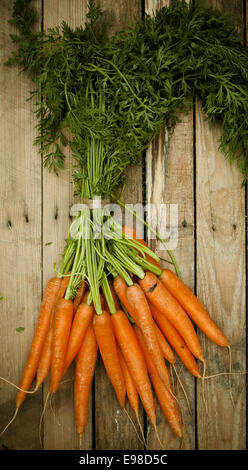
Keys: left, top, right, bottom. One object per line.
{"left": 227, "top": 345, "right": 234, "bottom": 407}
{"left": 79, "top": 433, "right": 83, "bottom": 451}
{"left": 122, "top": 407, "right": 147, "bottom": 448}
{"left": 0, "top": 407, "right": 19, "bottom": 437}
{"left": 172, "top": 365, "right": 192, "bottom": 416}
{"left": 154, "top": 424, "right": 165, "bottom": 450}
{"left": 134, "top": 409, "right": 148, "bottom": 450}
{"left": 200, "top": 360, "right": 208, "bottom": 415}
{"left": 0, "top": 376, "right": 39, "bottom": 394}
{"left": 39, "top": 390, "right": 51, "bottom": 449}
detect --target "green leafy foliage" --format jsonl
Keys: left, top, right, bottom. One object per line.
{"left": 6, "top": 0, "right": 248, "bottom": 191}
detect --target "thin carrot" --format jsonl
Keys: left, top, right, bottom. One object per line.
{"left": 135, "top": 325, "right": 182, "bottom": 438}
{"left": 139, "top": 271, "right": 204, "bottom": 362}
{"left": 127, "top": 282, "right": 171, "bottom": 386}
{"left": 154, "top": 322, "right": 175, "bottom": 365}
{"left": 117, "top": 347, "right": 139, "bottom": 414}
{"left": 111, "top": 309, "right": 156, "bottom": 427}
{"left": 57, "top": 274, "right": 71, "bottom": 300}
{"left": 73, "top": 281, "right": 86, "bottom": 314}
{"left": 150, "top": 302, "right": 201, "bottom": 378}
{"left": 63, "top": 302, "right": 94, "bottom": 374}
{"left": 16, "top": 277, "right": 62, "bottom": 409}
{"left": 160, "top": 269, "right": 229, "bottom": 347}
{"left": 49, "top": 298, "right": 74, "bottom": 393}
{"left": 113, "top": 275, "right": 139, "bottom": 324}
{"left": 74, "top": 323, "right": 98, "bottom": 439}
{"left": 35, "top": 274, "right": 72, "bottom": 389}
{"left": 117, "top": 346, "right": 147, "bottom": 447}
{"left": 109, "top": 282, "right": 120, "bottom": 310}
{"left": 122, "top": 225, "right": 161, "bottom": 268}
{"left": 35, "top": 319, "right": 54, "bottom": 390}
{"left": 93, "top": 310, "right": 126, "bottom": 408}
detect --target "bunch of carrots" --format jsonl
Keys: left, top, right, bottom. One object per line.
{"left": 1, "top": 226, "right": 230, "bottom": 448}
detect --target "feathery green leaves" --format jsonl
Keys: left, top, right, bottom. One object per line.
{"left": 6, "top": 0, "right": 248, "bottom": 189}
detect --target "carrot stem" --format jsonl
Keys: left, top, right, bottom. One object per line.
{"left": 111, "top": 195, "right": 181, "bottom": 279}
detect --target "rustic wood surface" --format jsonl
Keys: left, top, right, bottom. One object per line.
{"left": 0, "top": 0, "right": 247, "bottom": 450}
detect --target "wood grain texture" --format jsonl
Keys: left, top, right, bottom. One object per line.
{"left": 145, "top": 0, "right": 195, "bottom": 450}
{"left": 195, "top": 0, "right": 246, "bottom": 451}
{"left": 0, "top": 0, "right": 42, "bottom": 450}
{"left": 42, "top": 0, "right": 91, "bottom": 451}
{"left": 94, "top": 0, "right": 144, "bottom": 451}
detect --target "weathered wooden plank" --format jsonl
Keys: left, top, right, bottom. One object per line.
{"left": 0, "top": 0, "right": 42, "bottom": 450}
{"left": 42, "top": 0, "right": 91, "bottom": 451}
{"left": 94, "top": 0, "right": 144, "bottom": 451}
{"left": 145, "top": 0, "right": 195, "bottom": 451}
{"left": 195, "top": 0, "right": 246, "bottom": 450}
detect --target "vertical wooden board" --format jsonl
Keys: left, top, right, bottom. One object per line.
{"left": 42, "top": 0, "right": 91, "bottom": 450}
{"left": 196, "top": 0, "right": 246, "bottom": 450}
{"left": 145, "top": 0, "right": 195, "bottom": 450}
{"left": 0, "top": 0, "right": 42, "bottom": 450}
{"left": 94, "top": 0, "right": 144, "bottom": 450}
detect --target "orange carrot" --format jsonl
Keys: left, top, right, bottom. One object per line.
{"left": 63, "top": 302, "right": 94, "bottom": 374}
{"left": 35, "top": 274, "right": 72, "bottom": 389}
{"left": 139, "top": 271, "right": 204, "bottom": 362}
{"left": 154, "top": 322, "right": 175, "bottom": 365}
{"left": 135, "top": 325, "right": 182, "bottom": 438}
{"left": 117, "top": 346, "right": 146, "bottom": 445}
{"left": 74, "top": 323, "right": 98, "bottom": 437}
{"left": 114, "top": 274, "right": 174, "bottom": 365}
{"left": 49, "top": 298, "right": 74, "bottom": 393}
{"left": 151, "top": 302, "right": 201, "bottom": 378}
{"left": 113, "top": 275, "right": 139, "bottom": 324}
{"left": 16, "top": 277, "right": 62, "bottom": 409}
{"left": 57, "top": 274, "right": 71, "bottom": 300}
{"left": 73, "top": 281, "right": 86, "bottom": 314}
{"left": 109, "top": 282, "right": 120, "bottom": 310}
{"left": 35, "top": 319, "right": 54, "bottom": 390}
{"left": 127, "top": 282, "right": 171, "bottom": 386}
{"left": 111, "top": 309, "right": 156, "bottom": 427}
{"left": 160, "top": 269, "right": 229, "bottom": 347}
{"left": 117, "top": 347, "right": 139, "bottom": 414}
{"left": 93, "top": 310, "right": 126, "bottom": 408}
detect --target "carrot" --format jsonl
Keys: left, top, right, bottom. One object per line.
{"left": 16, "top": 277, "right": 62, "bottom": 409}
{"left": 117, "top": 345, "right": 147, "bottom": 447}
{"left": 73, "top": 281, "right": 86, "bottom": 314}
{"left": 160, "top": 269, "right": 229, "bottom": 347}
{"left": 139, "top": 271, "right": 204, "bottom": 362}
{"left": 49, "top": 298, "right": 74, "bottom": 393}
{"left": 151, "top": 302, "right": 201, "bottom": 378}
{"left": 63, "top": 301, "right": 94, "bottom": 374}
{"left": 113, "top": 275, "right": 139, "bottom": 324}
{"left": 111, "top": 309, "right": 156, "bottom": 427}
{"left": 93, "top": 310, "right": 126, "bottom": 408}
{"left": 74, "top": 323, "right": 98, "bottom": 439}
{"left": 58, "top": 274, "right": 71, "bottom": 300}
{"left": 127, "top": 282, "right": 171, "bottom": 386}
{"left": 35, "top": 274, "right": 72, "bottom": 389}
{"left": 35, "top": 320, "right": 54, "bottom": 390}
{"left": 135, "top": 325, "right": 182, "bottom": 438}
{"left": 154, "top": 322, "right": 175, "bottom": 365}
{"left": 113, "top": 275, "right": 174, "bottom": 365}
{"left": 109, "top": 282, "right": 120, "bottom": 310}
{"left": 117, "top": 347, "right": 139, "bottom": 414}
{"left": 122, "top": 225, "right": 161, "bottom": 269}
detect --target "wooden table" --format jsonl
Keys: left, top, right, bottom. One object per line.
{"left": 0, "top": 0, "right": 246, "bottom": 450}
